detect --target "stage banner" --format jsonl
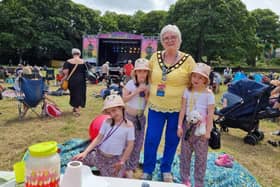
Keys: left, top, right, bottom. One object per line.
{"left": 141, "top": 39, "right": 157, "bottom": 59}
{"left": 83, "top": 35, "right": 98, "bottom": 64}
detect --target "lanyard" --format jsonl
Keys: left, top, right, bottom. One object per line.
{"left": 96, "top": 120, "right": 123, "bottom": 148}
{"left": 137, "top": 95, "right": 146, "bottom": 116}
{"left": 188, "top": 90, "right": 202, "bottom": 113}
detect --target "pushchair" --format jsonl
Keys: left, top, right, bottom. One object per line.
{"left": 87, "top": 71, "right": 100, "bottom": 84}
{"left": 16, "top": 77, "right": 47, "bottom": 119}
{"left": 215, "top": 79, "right": 280, "bottom": 145}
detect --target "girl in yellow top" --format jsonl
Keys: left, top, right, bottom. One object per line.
{"left": 142, "top": 24, "right": 196, "bottom": 182}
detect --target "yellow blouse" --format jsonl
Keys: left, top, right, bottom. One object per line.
{"left": 148, "top": 51, "right": 196, "bottom": 112}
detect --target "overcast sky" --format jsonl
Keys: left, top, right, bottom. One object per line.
{"left": 72, "top": 0, "right": 280, "bottom": 16}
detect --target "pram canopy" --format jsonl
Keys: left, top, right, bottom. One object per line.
{"left": 228, "top": 79, "right": 269, "bottom": 99}
{"left": 220, "top": 79, "right": 271, "bottom": 118}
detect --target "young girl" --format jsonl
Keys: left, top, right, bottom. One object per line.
{"left": 72, "top": 94, "right": 135, "bottom": 177}
{"left": 56, "top": 68, "right": 64, "bottom": 86}
{"left": 177, "top": 63, "right": 215, "bottom": 187}
{"left": 122, "top": 58, "right": 150, "bottom": 178}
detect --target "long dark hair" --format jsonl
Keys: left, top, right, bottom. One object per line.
{"left": 110, "top": 107, "right": 127, "bottom": 127}
{"left": 134, "top": 73, "right": 150, "bottom": 87}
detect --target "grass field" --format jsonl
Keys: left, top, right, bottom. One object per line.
{"left": 0, "top": 82, "right": 279, "bottom": 186}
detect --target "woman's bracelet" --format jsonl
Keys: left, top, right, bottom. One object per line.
{"left": 177, "top": 125, "right": 182, "bottom": 129}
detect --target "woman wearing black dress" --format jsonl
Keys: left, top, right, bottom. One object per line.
{"left": 62, "top": 48, "right": 87, "bottom": 116}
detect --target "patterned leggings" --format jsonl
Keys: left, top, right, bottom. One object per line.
{"left": 180, "top": 124, "right": 208, "bottom": 187}
{"left": 82, "top": 149, "right": 125, "bottom": 177}
{"left": 125, "top": 112, "right": 146, "bottom": 170}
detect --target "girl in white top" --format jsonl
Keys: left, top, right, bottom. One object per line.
{"left": 122, "top": 58, "right": 150, "bottom": 178}
{"left": 177, "top": 63, "right": 215, "bottom": 187}
{"left": 72, "top": 94, "right": 135, "bottom": 177}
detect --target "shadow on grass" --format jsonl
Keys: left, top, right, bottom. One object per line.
{"left": 1, "top": 111, "right": 76, "bottom": 127}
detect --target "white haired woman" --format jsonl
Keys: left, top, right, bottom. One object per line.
{"left": 142, "top": 25, "right": 196, "bottom": 182}
{"left": 62, "top": 48, "right": 87, "bottom": 116}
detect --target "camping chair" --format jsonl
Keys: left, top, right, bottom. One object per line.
{"left": 16, "top": 77, "right": 47, "bottom": 119}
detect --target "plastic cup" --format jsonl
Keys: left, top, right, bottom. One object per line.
{"left": 13, "top": 161, "right": 25, "bottom": 184}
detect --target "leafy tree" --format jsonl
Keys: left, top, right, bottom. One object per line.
{"left": 131, "top": 10, "right": 146, "bottom": 34}
{"left": 0, "top": 0, "right": 101, "bottom": 64}
{"left": 0, "top": 0, "right": 279, "bottom": 67}
{"left": 251, "top": 9, "right": 280, "bottom": 59}
{"left": 116, "top": 14, "right": 134, "bottom": 33}
{"left": 138, "top": 10, "right": 168, "bottom": 36}
{"left": 100, "top": 11, "right": 119, "bottom": 33}
{"left": 0, "top": 0, "right": 35, "bottom": 61}
{"left": 24, "top": 0, "right": 101, "bottom": 60}
{"left": 167, "top": 0, "right": 257, "bottom": 65}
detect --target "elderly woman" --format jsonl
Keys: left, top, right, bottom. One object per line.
{"left": 142, "top": 25, "right": 196, "bottom": 182}
{"left": 62, "top": 48, "right": 87, "bottom": 116}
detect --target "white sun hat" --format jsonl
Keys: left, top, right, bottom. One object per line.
{"left": 102, "top": 93, "right": 125, "bottom": 112}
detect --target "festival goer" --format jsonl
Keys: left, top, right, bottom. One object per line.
{"left": 15, "top": 64, "right": 23, "bottom": 77}
{"left": 55, "top": 68, "right": 64, "bottom": 86}
{"left": 123, "top": 59, "right": 134, "bottom": 83}
{"left": 177, "top": 63, "right": 215, "bottom": 187}
{"left": 72, "top": 94, "right": 135, "bottom": 177}
{"left": 0, "top": 84, "right": 4, "bottom": 100}
{"left": 142, "top": 24, "right": 196, "bottom": 182}
{"left": 101, "top": 61, "right": 110, "bottom": 84}
{"left": 223, "top": 67, "right": 232, "bottom": 85}
{"left": 122, "top": 58, "right": 150, "bottom": 178}
{"left": 62, "top": 48, "right": 87, "bottom": 116}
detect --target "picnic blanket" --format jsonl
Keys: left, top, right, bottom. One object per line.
{"left": 24, "top": 139, "right": 261, "bottom": 187}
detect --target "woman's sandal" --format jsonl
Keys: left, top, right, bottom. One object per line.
{"left": 73, "top": 108, "right": 80, "bottom": 117}
{"left": 73, "top": 111, "right": 80, "bottom": 117}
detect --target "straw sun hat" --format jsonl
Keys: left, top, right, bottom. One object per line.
{"left": 102, "top": 94, "right": 125, "bottom": 112}
{"left": 131, "top": 58, "right": 150, "bottom": 78}
{"left": 191, "top": 63, "right": 211, "bottom": 83}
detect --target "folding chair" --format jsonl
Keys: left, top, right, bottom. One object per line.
{"left": 17, "top": 77, "right": 47, "bottom": 119}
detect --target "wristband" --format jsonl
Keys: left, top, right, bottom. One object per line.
{"left": 119, "top": 160, "right": 125, "bottom": 165}
{"left": 177, "top": 126, "right": 182, "bottom": 129}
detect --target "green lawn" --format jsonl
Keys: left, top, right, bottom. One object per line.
{"left": 0, "top": 82, "right": 279, "bottom": 186}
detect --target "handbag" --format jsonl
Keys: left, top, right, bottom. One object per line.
{"left": 61, "top": 63, "right": 78, "bottom": 90}
{"left": 209, "top": 124, "right": 221, "bottom": 149}
{"left": 61, "top": 80, "right": 69, "bottom": 90}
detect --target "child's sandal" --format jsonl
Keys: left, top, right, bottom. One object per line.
{"left": 162, "top": 172, "right": 173, "bottom": 182}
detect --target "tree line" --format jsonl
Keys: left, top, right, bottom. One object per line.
{"left": 0, "top": 0, "right": 279, "bottom": 66}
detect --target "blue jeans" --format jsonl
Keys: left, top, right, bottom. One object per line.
{"left": 143, "top": 108, "right": 180, "bottom": 174}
